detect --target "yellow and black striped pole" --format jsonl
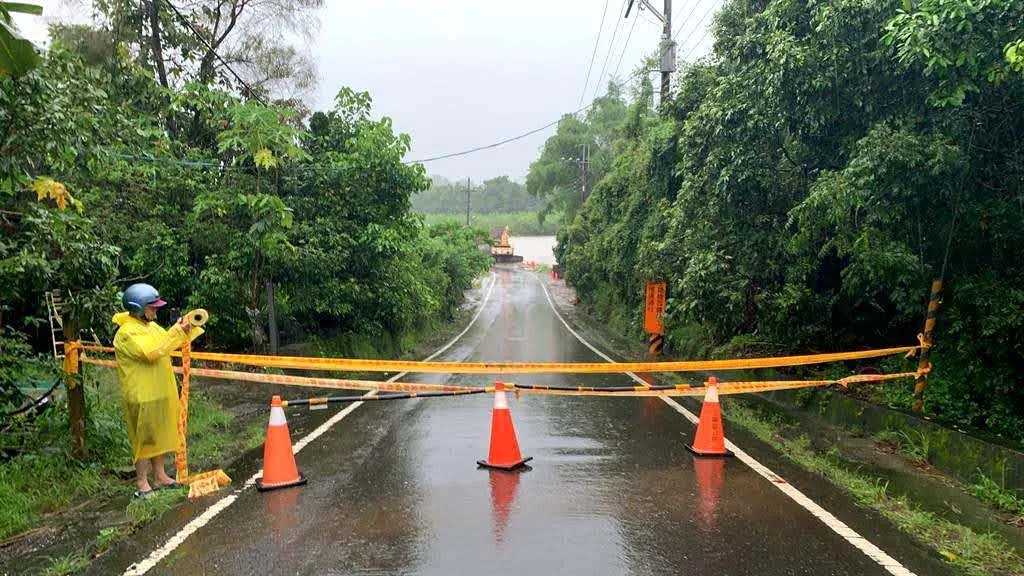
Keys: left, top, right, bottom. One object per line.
{"left": 912, "top": 278, "right": 942, "bottom": 413}
{"left": 647, "top": 333, "right": 665, "bottom": 356}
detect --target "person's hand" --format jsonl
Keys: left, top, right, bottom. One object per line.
{"left": 178, "top": 316, "right": 191, "bottom": 332}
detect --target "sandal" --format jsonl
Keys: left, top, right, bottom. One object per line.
{"left": 133, "top": 489, "right": 155, "bottom": 499}
{"left": 155, "top": 481, "right": 180, "bottom": 490}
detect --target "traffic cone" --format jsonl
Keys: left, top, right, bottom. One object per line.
{"left": 257, "top": 395, "right": 307, "bottom": 492}
{"left": 686, "top": 377, "right": 734, "bottom": 457}
{"left": 477, "top": 382, "right": 532, "bottom": 470}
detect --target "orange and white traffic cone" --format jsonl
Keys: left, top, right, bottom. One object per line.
{"left": 686, "top": 377, "right": 734, "bottom": 457}
{"left": 477, "top": 382, "right": 532, "bottom": 470}
{"left": 257, "top": 395, "right": 307, "bottom": 492}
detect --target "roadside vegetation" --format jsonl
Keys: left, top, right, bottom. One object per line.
{"left": 534, "top": 0, "right": 1024, "bottom": 445}
{"left": 0, "top": 369, "right": 257, "bottom": 542}
{"left": 723, "top": 398, "right": 1024, "bottom": 576}
{"left": 0, "top": 0, "right": 492, "bottom": 565}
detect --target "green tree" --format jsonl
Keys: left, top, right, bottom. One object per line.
{"left": 0, "top": 2, "right": 42, "bottom": 77}
{"left": 549, "top": 0, "right": 1024, "bottom": 441}
{"left": 527, "top": 83, "right": 628, "bottom": 223}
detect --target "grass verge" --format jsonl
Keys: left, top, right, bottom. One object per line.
{"left": 970, "top": 474, "right": 1024, "bottom": 518}
{"left": 126, "top": 486, "right": 189, "bottom": 526}
{"left": 40, "top": 551, "right": 90, "bottom": 576}
{"left": 0, "top": 367, "right": 260, "bottom": 575}
{"left": 723, "top": 398, "right": 1024, "bottom": 576}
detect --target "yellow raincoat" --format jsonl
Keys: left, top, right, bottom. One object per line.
{"left": 112, "top": 312, "right": 204, "bottom": 462}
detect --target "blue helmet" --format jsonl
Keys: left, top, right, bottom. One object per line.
{"left": 122, "top": 283, "right": 167, "bottom": 318}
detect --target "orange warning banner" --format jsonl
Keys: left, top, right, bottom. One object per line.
{"left": 644, "top": 281, "right": 667, "bottom": 334}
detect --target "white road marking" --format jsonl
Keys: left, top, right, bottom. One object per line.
{"left": 538, "top": 278, "right": 917, "bottom": 576}
{"left": 123, "top": 273, "right": 497, "bottom": 575}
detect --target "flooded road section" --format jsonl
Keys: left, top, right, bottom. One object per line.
{"left": 93, "top": 266, "right": 950, "bottom": 576}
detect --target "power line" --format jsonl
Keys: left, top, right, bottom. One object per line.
{"left": 579, "top": 0, "right": 612, "bottom": 108}
{"left": 406, "top": 76, "right": 644, "bottom": 165}
{"left": 675, "top": 1, "right": 719, "bottom": 62}
{"left": 671, "top": 0, "right": 703, "bottom": 41}
{"left": 681, "top": 27, "right": 715, "bottom": 62}
{"left": 405, "top": 108, "right": 592, "bottom": 165}
{"left": 613, "top": 11, "right": 640, "bottom": 79}
{"left": 591, "top": 0, "right": 629, "bottom": 102}
{"left": 160, "top": 0, "right": 267, "bottom": 106}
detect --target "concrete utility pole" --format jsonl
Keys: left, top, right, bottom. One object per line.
{"left": 581, "top": 145, "right": 590, "bottom": 201}
{"left": 465, "top": 178, "right": 471, "bottom": 226}
{"left": 661, "top": 0, "right": 673, "bottom": 103}
{"left": 626, "top": 0, "right": 676, "bottom": 107}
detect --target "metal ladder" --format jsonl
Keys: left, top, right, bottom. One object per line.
{"left": 45, "top": 290, "right": 102, "bottom": 359}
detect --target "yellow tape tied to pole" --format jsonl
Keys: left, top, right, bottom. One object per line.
{"left": 81, "top": 356, "right": 914, "bottom": 397}
{"left": 80, "top": 344, "right": 919, "bottom": 375}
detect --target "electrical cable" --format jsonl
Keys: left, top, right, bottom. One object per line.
{"left": 405, "top": 76, "right": 643, "bottom": 165}
{"left": 579, "top": 0, "right": 612, "bottom": 108}
{"left": 676, "top": 2, "right": 719, "bottom": 63}
{"left": 672, "top": 0, "right": 703, "bottom": 41}
{"left": 613, "top": 10, "right": 640, "bottom": 79}
{"left": 590, "top": 0, "right": 629, "bottom": 102}
{"left": 681, "top": 24, "right": 715, "bottom": 62}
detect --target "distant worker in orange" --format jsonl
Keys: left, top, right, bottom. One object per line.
{"left": 112, "top": 283, "right": 203, "bottom": 498}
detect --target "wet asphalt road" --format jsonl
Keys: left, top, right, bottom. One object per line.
{"left": 94, "top": 266, "right": 952, "bottom": 575}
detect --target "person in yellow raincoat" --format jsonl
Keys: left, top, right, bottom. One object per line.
{"left": 113, "top": 283, "right": 203, "bottom": 498}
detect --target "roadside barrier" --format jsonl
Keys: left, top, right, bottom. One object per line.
{"left": 79, "top": 344, "right": 921, "bottom": 374}
{"left": 79, "top": 355, "right": 917, "bottom": 399}
{"left": 280, "top": 388, "right": 486, "bottom": 408}
{"left": 78, "top": 339, "right": 922, "bottom": 494}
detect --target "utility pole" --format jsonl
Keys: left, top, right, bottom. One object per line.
{"left": 626, "top": 0, "right": 676, "bottom": 107}
{"left": 661, "top": 0, "right": 673, "bottom": 103}
{"left": 465, "top": 178, "right": 471, "bottom": 226}
{"left": 581, "top": 145, "right": 590, "bottom": 201}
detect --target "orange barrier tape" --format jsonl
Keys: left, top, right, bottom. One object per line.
{"left": 81, "top": 358, "right": 483, "bottom": 393}
{"left": 80, "top": 344, "right": 919, "bottom": 375}
{"left": 82, "top": 358, "right": 912, "bottom": 397}
{"left": 524, "top": 372, "right": 918, "bottom": 397}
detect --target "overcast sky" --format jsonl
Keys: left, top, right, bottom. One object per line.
{"left": 14, "top": 0, "right": 719, "bottom": 182}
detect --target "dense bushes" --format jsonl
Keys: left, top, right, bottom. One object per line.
{"left": 548, "top": 0, "right": 1023, "bottom": 443}
{"left": 0, "top": 50, "right": 491, "bottom": 409}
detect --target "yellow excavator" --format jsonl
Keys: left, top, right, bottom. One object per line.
{"left": 491, "top": 226, "right": 523, "bottom": 263}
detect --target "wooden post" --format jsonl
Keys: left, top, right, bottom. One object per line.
{"left": 63, "top": 338, "right": 86, "bottom": 460}
{"left": 266, "top": 280, "right": 279, "bottom": 355}
{"left": 912, "top": 278, "right": 943, "bottom": 413}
